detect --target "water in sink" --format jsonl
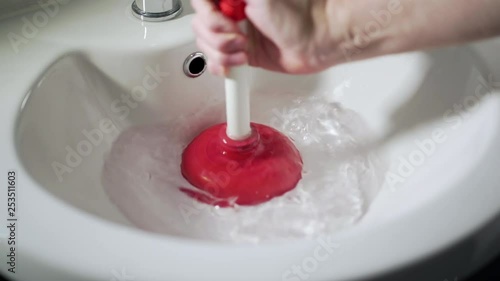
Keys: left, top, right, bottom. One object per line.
{"left": 102, "top": 95, "right": 385, "bottom": 243}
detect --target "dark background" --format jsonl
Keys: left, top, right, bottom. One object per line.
{"left": 1, "top": 254, "right": 500, "bottom": 281}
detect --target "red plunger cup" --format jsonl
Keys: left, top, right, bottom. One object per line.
{"left": 180, "top": 0, "right": 303, "bottom": 207}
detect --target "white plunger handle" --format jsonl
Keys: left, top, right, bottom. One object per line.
{"left": 225, "top": 22, "right": 251, "bottom": 140}
{"left": 225, "top": 66, "right": 251, "bottom": 140}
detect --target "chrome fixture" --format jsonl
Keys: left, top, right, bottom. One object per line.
{"left": 132, "top": 0, "right": 182, "bottom": 22}
{"left": 183, "top": 52, "right": 207, "bottom": 78}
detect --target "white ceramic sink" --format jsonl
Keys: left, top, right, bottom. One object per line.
{"left": 2, "top": 1, "right": 500, "bottom": 281}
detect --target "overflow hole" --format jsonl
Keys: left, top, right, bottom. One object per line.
{"left": 184, "top": 52, "right": 207, "bottom": 78}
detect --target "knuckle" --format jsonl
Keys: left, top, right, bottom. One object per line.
{"left": 214, "top": 37, "right": 231, "bottom": 51}
{"left": 207, "top": 20, "right": 221, "bottom": 32}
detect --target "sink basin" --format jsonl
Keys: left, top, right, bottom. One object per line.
{"left": 2, "top": 1, "right": 500, "bottom": 280}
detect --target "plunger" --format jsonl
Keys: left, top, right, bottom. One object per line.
{"left": 180, "top": 0, "right": 303, "bottom": 207}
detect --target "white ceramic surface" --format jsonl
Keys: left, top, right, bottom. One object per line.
{"left": 1, "top": 1, "right": 500, "bottom": 281}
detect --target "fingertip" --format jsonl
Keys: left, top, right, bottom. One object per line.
{"left": 221, "top": 66, "right": 229, "bottom": 77}
{"left": 224, "top": 52, "right": 248, "bottom": 66}
{"left": 207, "top": 61, "right": 224, "bottom": 77}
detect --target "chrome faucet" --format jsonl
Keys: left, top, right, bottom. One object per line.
{"left": 132, "top": 0, "right": 183, "bottom": 21}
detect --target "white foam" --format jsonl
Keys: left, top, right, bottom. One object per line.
{"left": 102, "top": 96, "right": 385, "bottom": 243}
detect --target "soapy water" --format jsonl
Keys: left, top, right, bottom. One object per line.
{"left": 102, "top": 95, "right": 385, "bottom": 243}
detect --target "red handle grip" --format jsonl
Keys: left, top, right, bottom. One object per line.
{"left": 217, "top": 0, "right": 246, "bottom": 21}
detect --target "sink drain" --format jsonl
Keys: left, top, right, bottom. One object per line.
{"left": 183, "top": 52, "right": 207, "bottom": 78}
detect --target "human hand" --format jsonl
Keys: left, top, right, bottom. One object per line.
{"left": 191, "top": 0, "right": 339, "bottom": 76}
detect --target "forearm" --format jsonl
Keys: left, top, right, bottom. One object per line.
{"left": 322, "top": 0, "right": 500, "bottom": 64}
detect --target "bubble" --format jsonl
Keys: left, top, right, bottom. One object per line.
{"left": 102, "top": 96, "right": 385, "bottom": 243}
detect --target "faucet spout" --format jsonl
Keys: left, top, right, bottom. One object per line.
{"left": 132, "top": 0, "right": 182, "bottom": 21}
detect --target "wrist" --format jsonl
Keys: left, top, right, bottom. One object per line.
{"left": 309, "top": 0, "right": 351, "bottom": 70}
